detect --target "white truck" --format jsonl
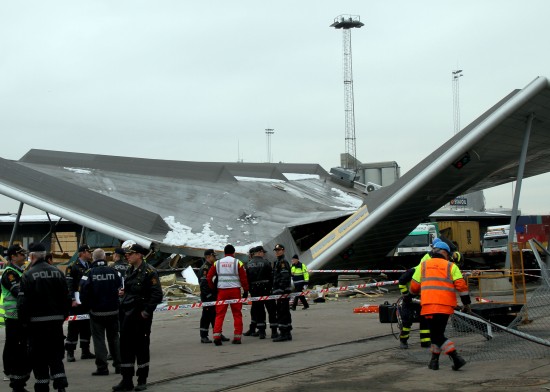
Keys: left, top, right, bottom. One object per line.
{"left": 395, "top": 223, "right": 439, "bottom": 256}
{"left": 482, "top": 225, "right": 516, "bottom": 253}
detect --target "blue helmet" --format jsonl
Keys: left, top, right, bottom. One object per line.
{"left": 432, "top": 237, "right": 442, "bottom": 247}
{"left": 434, "top": 241, "right": 451, "bottom": 253}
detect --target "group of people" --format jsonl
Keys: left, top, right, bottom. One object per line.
{"left": 398, "top": 238, "right": 471, "bottom": 371}
{"left": 0, "top": 241, "right": 162, "bottom": 392}
{"left": 198, "top": 243, "right": 310, "bottom": 346}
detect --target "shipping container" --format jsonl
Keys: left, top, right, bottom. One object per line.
{"left": 438, "top": 221, "right": 481, "bottom": 253}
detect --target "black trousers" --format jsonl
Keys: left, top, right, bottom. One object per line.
{"left": 399, "top": 302, "right": 430, "bottom": 344}
{"left": 120, "top": 310, "right": 153, "bottom": 383}
{"left": 276, "top": 298, "right": 292, "bottom": 334}
{"left": 65, "top": 305, "right": 91, "bottom": 352}
{"left": 292, "top": 282, "right": 309, "bottom": 308}
{"left": 3, "top": 318, "right": 31, "bottom": 390}
{"left": 29, "top": 321, "right": 68, "bottom": 391}
{"left": 90, "top": 315, "right": 121, "bottom": 371}
{"left": 426, "top": 313, "right": 451, "bottom": 347}
{"left": 199, "top": 305, "right": 216, "bottom": 338}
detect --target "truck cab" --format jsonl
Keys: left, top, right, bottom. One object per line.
{"left": 395, "top": 223, "right": 439, "bottom": 256}
{"left": 482, "top": 225, "right": 515, "bottom": 253}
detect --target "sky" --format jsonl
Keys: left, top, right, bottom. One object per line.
{"left": 1, "top": 0, "right": 550, "bottom": 216}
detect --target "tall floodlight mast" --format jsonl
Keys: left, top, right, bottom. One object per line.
{"left": 331, "top": 14, "right": 364, "bottom": 170}
{"left": 452, "top": 70, "right": 463, "bottom": 134}
{"left": 265, "top": 128, "right": 274, "bottom": 163}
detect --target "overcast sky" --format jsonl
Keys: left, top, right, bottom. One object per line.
{"left": 1, "top": 0, "right": 549, "bottom": 215}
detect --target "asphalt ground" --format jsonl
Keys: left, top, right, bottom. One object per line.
{"left": 2, "top": 291, "right": 550, "bottom": 391}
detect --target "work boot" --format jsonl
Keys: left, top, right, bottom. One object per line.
{"left": 428, "top": 353, "right": 440, "bottom": 370}
{"left": 201, "top": 337, "right": 212, "bottom": 343}
{"left": 258, "top": 330, "right": 266, "bottom": 339}
{"left": 66, "top": 350, "right": 76, "bottom": 363}
{"left": 273, "top": 333, "right": 290, "bottom": 342}
{"left": 214, "top": 339, "right": 222, "bottom": 346}
{"left": 112, "top": 380, "right": 134, "bottom": 391}
{"left": 232, "top": 339, "right": 242, "bottom": 344}
{"left": 290, "top": 305, "right": 296, "bottom": 311}
{"left": 420, "top": 342, "right": 431, "bottom": 348}
{"left": 221, "top": 334, "right": 230, "bottom": 342}
{"left": 135, "top": 378, "right": 147, "bottom": 391}
{"left": 243, "top": 326, "right": 256, "bottom": 336}
{"left": 449, "top": 351, "right": 466, "bottom": 371}
{"left": 400, "top": 341, "right": 409, "bottom": 349}
{"left": 92, "top": 368, "right": 109, "bottom": 376}
{"left": 81, "top": 348, "right": 96, "bottom": 359}
{"left": 271, "top": 328, "right": 279, "bottom": 339}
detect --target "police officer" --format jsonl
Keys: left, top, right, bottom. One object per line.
{"left": 17, "top": 242, "right": 71, "bottom": 392}
{"left": 198, "top": 249, "right": 229, "bottom": 344}
{"left": 244, "top": 246, "right": 275, "bottom": 339}
{"left": 1, "top": 244, "right": 31, "bottom": 392}
{"left": 65, "top": 244, "right": 95, "bottom": 362}
{"left": 272, "top": 244, "right": 293, "bottom": 342}
{"left": 114, "top": 243, "right": 163, "bottom": 392}
{"left": 111, "top": 248, "right": 129, "bottom": 280}
{"left": 80, "top": 248, "right": 123, "bottom": 376}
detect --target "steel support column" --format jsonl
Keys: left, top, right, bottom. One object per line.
{"left": 505, "top": 113, "right": 535, "bottom": 269}
{"left": 8, "top": 202, "right": 24, "bottom": 247}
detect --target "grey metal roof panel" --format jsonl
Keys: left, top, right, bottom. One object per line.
{"left": 306, "top": 76, "right": 550, "bottom": 269}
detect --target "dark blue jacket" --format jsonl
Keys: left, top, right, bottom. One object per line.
{"left": 80, "top": 260, "right": 122, "bottom": 317}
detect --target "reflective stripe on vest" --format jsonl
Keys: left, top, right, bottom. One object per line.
{"left": 216, "top": 257, "right": 242, "bottom": 289}
{"left": 0, "top": 265, "right": 23, "bottom": 320}
{"left": 420, "top": 259, "right": 457, "bottom": 307}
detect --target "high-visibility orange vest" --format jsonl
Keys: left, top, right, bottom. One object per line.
{"left": 419, "top": 258, "right": 459, "bottom": 308}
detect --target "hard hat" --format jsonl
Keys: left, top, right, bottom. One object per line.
{"left": 434, "top": 241, "right": 451, "bottom": 253}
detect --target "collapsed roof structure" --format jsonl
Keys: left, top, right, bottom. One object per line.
{"left": 1, "top": 76, "right": 550, "bottom": 270}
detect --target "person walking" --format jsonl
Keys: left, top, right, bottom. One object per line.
{"left": 113, "top": 243, "right": 163, "bottom": 392}
{"left": 17, "top": 243, "right": 71, "bottom": 392}
{"left": 290, "top": 254, "right": 309, "bottom": 311}
{"left": 198, "top": 249, "right": 229, "bottom": 344}
{"left": 79, "top": 248, "right": 123, "bottom": 376}
{"left": 65, "top": 244, "right": 95, "bottom": 362}
{"left": 409, "top": 241, "right": 471, "bottom": 371}
{"left": 207, "top": 244, "right": 249, "bottom": 346}
{"left": 272, "top": 244, "right": 293, "bottom": 342}
{"left": 243, "top": 246, "right": 275, "bottom": 339}
{"left": 1, "top": 244, "right": 31, "bottom": 392}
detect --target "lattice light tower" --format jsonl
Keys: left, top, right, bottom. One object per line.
{"left": 265, "top": 128, "right": 274, "bottom": 163}
{"left": 452, "top": 70, "right": 463, "bottom": 134}
{"left": 331, "top": 14, "right": 364, "bottom": 170}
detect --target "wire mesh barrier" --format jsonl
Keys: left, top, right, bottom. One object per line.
{"left": 394, "top": 247, "right": 550, "bottom": 364}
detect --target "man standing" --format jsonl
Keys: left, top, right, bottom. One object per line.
{"left": 80, "top": 248, "right": 123, "bottom": 376}
{"left": 114, "top": 243, "right": 163, "bottom": 392}
{"left": 17, "top": 243, "right": 71, "bottom": 392}
{"left": 409, "top": 241, "right": 471, "bottom": 371}
{"left": 111, "top": 248, "right": 129, "bottom": 280}
{"left": 65, "top": 244, "right": 95, "bottom": 362}
{"left": 244, "top": 246, "right": 275, "bottom": 339}
{"left": 198, "top": 249, "right": 229, "bottom": 344}
{"left": 1, "top": 244, "right": 31, "bottom": 392}
{"left": 207, "top": 244, "right": 249, "bottom": 346}
{"left": 272, "top": 244, "right": 293, "bottom": 342}
{"left": 397, "top": 266, "right": 430, "bottom": 349}
{"left": 290, "top": 254, "right": 309, "bottom": 311}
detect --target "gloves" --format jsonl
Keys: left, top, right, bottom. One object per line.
{"left": 242, "top": 291, "right": 248, "bottom": 299}
{"left": 462, "top": 304, "right": 472, "bottom": 313}
{"left": 402, "top": 294, "right": 413, "bottom": 304}
{"left": 303, "top": 284, "right": 308, "bottom": 290}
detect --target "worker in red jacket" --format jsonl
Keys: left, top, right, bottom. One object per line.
{"left": 409, "top": 241, "right": 471, "bottom": 371}
{"left": 207, "top": 244, "right": 249, "bottom": 345}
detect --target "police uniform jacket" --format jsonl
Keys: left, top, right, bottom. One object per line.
{"left": 199, "top": 261, "right": 216, "bottom": 302}
{"left": 272, "top": 256, "right": 292, "bottom": 295}
{"left": 112, "top": 260, "right": 129, "bottom": 280}
{"left": 80, "top": 260, "right": 123, "bottom": 317}
{"left": 17, "top": 258, "right": 71, "bottom": 323}
{"left": 246, "top": 256, "right": 273, "bottom": 295}
{"left": 0, "top": 262, "right": 25, "bottom": 320}
{"left": 120, "top": 262, "right": 163, "bottom": 317}
{"left": 66, "top": 259, "right": 89, "bottom": 311}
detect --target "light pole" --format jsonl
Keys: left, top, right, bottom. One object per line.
{"left": 265, "top": 128, "right": 275, "bottom": 163}
{"left": 452, "top": 69, "right": 463, "bottom": 134}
